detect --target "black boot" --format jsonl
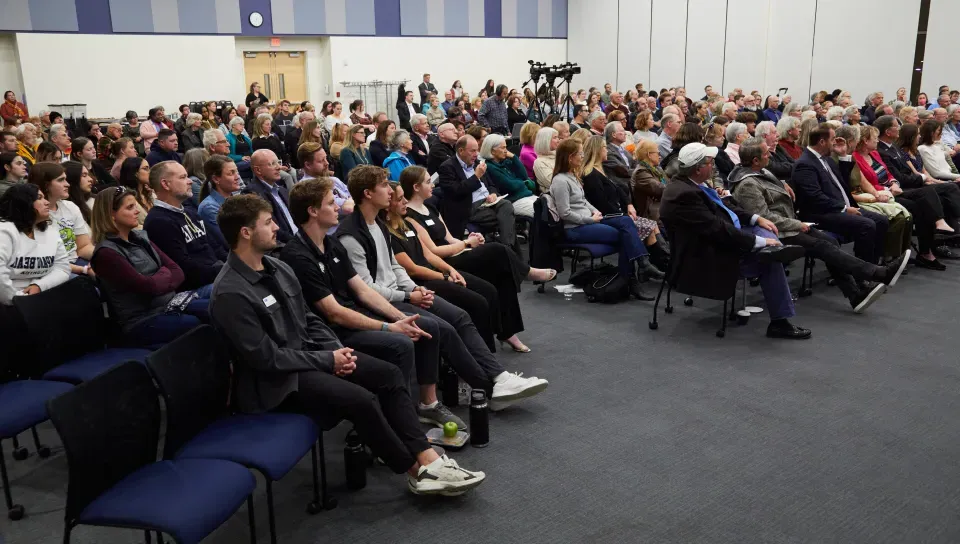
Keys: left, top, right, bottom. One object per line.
{"left": 646, "top": 241, "right": 671, "bottom": 271}
{"left": 628, "top": 272, "right": 655, "bottom": 301}
{"left": 637, "top": 255, "right": 665, "bottom": 281}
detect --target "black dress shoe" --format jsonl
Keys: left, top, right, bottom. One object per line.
{"left": 766, "top": 320, "right": 812, "bottom": 339}
{"left": 757, "top": 244, "right": 806, "bottom": 264}
{"left": 915, "top": 256, "right": 947, "bottom": 271}
{"left": 933, "top": 245, "right": 960, "bottom": 260}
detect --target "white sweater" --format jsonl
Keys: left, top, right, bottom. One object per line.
{"left": 918, "top": 144, "right": 960, "bottom": 181}
{"left": 0, "top": 221, "right": 71, "bottom": 305}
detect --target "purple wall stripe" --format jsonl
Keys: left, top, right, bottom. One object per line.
{"left": 76, "top": 0, "right": 112, "bottom": 33}
{"left": 374, "top": 0, "right": 402, "bottom": 36}
{"left": 484, "top": 0, "right": 501, "bottom": 37}
{"left": 238, "top": 0, "right": 273, "bottom": 35}
{"left": 551, "top": 0, "right": 566, "bottom": 38}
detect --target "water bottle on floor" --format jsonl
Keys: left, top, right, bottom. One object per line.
{"left": 469, "top": 391, "right": 489, "bottom": 448}
{"left": 344, "top": 429, "right": 367, "bottom": 490}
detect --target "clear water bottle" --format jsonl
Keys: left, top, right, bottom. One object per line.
{"left": 469, "top": 390, "right": 489, "bottom": 448}
{"left": 343, "top": 429, "right": 367, "bottom": 490}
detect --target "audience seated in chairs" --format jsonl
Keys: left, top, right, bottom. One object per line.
{"left": 918, "top": 120, "right": 960, "bottom": 181}
{"left": 631, "top": 138, "right": 668, "bottom": 222}
{"left": 14, "top": 122, "right": 40, "bottom": 166}
{"left": 730, "top": 137, "right": 909, "bottom": 313}
{"left": 284, "top": 111, "right": 314, "bottom": 168}
{"left": 340, "top": 125, "right": 373, "bottom": 181}
{"left": 107, "top": 135, "right": 135, "bottom": 180}
{"left": 143, "top": 161, "right": 226, "bottom": 296}
{"left": 659, "top": 142, "right": 811, "bottom": 339}
{"left": 336, "top": 165, "right": 548, "bottom": 408}
{"left": 0, "top": 183, "right": 70, "bottom": 308}
{"left": 437, "top": 135, "right": 519, "bottom": 252}
{"left": 251, "top": 113, "right": 287, "bottom": 164}
{"left": 409, "top": 114, "right": 433, "bottom": 167}
{"left": 197, "top": 154, "right": 239, "bottom": 253}
{"left": 328, "top": 122, "right": 348, "bottom": 162}
{"left": 210, "top": 193, "right": 487, "bottom": 496}
{"left": 724, "top": 122, "right": 749, "bottom": 166}
{"left": 401, "top": 165, "right": 555, "bottom": 344}
{"left": 384, "top": 130, "right": 416, "bottom": 181}
{"left": 117, "top": 156, "right": 153, "bottom": 228}
{"left": 518, "top": 122, "right": 540, "bottom": 179}
{"left": 601, "top": 122, "right": 636, "bottom": 192}
{"left": 756, "top": 121, "right": 794, "bottom": 182}
{"left": 242, "top": 149, "right": 297, "bottom": 243}
{"left": 70, "top": 137, "right": 113, "bottom": 187}
{"left": 658, "top": 113, "right": 681, "bottom": 160}
{"left": 775, "top": 116, "right": 803, "bottom": 160}
{"left": 791, "top": 124, "right": 890, "bottom": 266}
{"left": 370, "top": 119, "right": 396, "bottom": 169}
{"left": 532, "top": 126, "right": 559, "bottom": 194}
{"left": 427, "top": 122, "right": 458, "bottom": 175}
{"left": 1, "top": 151, "right": 27, "bottom": 197}
{"left": 299, "top": 142, "right": 352, "bottom": 232}
{"left": 478, "top": 134, "right": 538, "bottom": 218}
{"left": 550, "top": 138, "right": 652, "bottom": 299}
{"left": 90, "top": 186, "right": 208, "bottom": 346}
{"left": 62, "top": 161, "right": 95, "bottom": 223}
{"left": 179, "top": 113, "right": 204, "bottom": 152}
{"left": 29, "top": 162, "right": 95, "bottom": 278}
{"left": 226, "top": 117, "right": 253, "bottom": 166}
{"left": 146, "top": 129, "right": 181, "bottom": 167}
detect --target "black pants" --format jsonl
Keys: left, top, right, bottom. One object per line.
{"left": 446, "top": 242, "right": 528, "bottom": 341}
{"left": 422, "top": 270, "right": 499, "bottom": 351}
{"left": 470, "top": 199, "right": 517, "bottom": 250}
{"left": 807, "top": 208, "right": 889, "bottom": 264}
{"left": 279, "top": 353, "right": 429, "bottom": 475}
{"left": 895, "top": 186, "right": 942, "bottom": 253}
{"left": 335, "top": 325, "right": 420, "bottom": 390}
{"left": 391, "top": 300, "right": 503, "bottom": 394}
{"left": 782, "top": 229, "right": 880, "bottom": 299}
{"left": 919, "top": 181, "right": 960, "bottom": 226}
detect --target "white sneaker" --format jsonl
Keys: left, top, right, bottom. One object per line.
{"left": 490, "top": 372, "right": 548, "bottom": 411}
{"left": 407, "top": 455, "right": 486, "bottom": 496}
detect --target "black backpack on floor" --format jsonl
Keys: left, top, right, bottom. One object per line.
{"left": 582, "top": 270, "right": 630, "bottom": 304}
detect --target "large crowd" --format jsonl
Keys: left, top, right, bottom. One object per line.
{"left": 1, "top": 75, "right": 958, "bottom": 500}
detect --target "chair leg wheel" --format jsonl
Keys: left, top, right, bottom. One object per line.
{"left": 648, "top": 321, "right": 658, "bottom": 330}
{"left": 322, "top": 498, "right": 338, "bottom": 510}
{"left": 307, "top": 501, "right": 322, "bottom": 515}
{"left": 716, "top": 330, "right": 726, "bottom": 338}
{"left": 37, "top": 446, "right": 51, "bottom": 459}
{"left": 537, "top": 284, "right": 545, "bottom": 294}
{"left": 12, "top": 447, "right": 28, "bottom": 461}
{"left": 8, "top": 504, "right": 24, "bottom": 520}
{"left": 664, "top": 306, "right": 674, "bottom": 314}
{"left": 799, "top": 288, "right": 812, "bottom": 297}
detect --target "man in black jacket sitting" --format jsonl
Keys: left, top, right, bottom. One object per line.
{"left": 427, "top": 123, "right": 457, "bottom": 175}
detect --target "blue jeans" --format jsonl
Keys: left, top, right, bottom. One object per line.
{"left": 126, "top": 294, "right": 210, "bottom": 347}
{"left": 739, "top": 226, "right": 795, "bottom": 321}
{"left": 564, "top": 216, "right": 648, "bottom": 277}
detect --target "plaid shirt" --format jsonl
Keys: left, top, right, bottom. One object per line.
{"left": 479, "top": 96, "right": 509, "bottom": 134}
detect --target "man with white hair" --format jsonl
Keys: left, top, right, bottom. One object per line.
{"left": 724, "top": 122, "right": 749, "bottom": 165}
{"left": 587, "top": 111, "right": 606, "bottom": 135}
{"left": 931, "top": 93, "right": 951, "bottom": 111}
{"left": 284, "top": 110, "right": 315, "bottom": 165}
{"left": 720, "top": 101, "right": 739, "bottom": 120}
{"left": 242, "top": 149, "right": 297, "bottom": 243}
{"left": 49, "top": 123, "right": 71, "bottom": 161}
{"left": 860, "top": 92, "right": 884, "bottom": 125}
{"left": 409, "top": 113, "right": 432, "bottom": 167}
{"left": 755, "top": 121, "right": 794, "bottom": 182}
{"left": 659, "top": 113, "right": 681, "bottom": 160}
{"left": 602, "top": 121, "right": 636, "bottom": 190}
{"left": 604, "top": 92, "right": 629, "bottom": 116}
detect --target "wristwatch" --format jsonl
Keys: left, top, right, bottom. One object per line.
{"left": 443, "top": 273, "right": 450, "bottom": 281}
{"left": 403, "top": 291, "right": 411, "bottom": 302}
{"left": 381, "top": 322, "right": 390, "bottom": 331}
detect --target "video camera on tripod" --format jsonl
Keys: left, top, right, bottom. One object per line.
{"left": 525, "top": 60, "right": 581, "bottom": 121}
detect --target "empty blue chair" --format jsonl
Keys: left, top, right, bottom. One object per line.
{"left": 46, "top": 362, "right": 257, "bottom": 544}
{"left": 13, "top": 277, "right": 151, "bottom": 384}
{"left": 146, "top": 326, "right": 333, "bottom": 544}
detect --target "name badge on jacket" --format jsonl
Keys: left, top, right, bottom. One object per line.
{"left": 263, "top": 295, "right": 277, "bottom": 307}
{"left": 425, "top": 219, "right": 436, "bottom": 226}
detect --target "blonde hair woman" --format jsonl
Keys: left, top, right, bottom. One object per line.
{"left": 532, "top": 127, "right": 559, "bottom": 194}
{"left": 328, "top": 123, "right": 348, "bottom": 160}
{"left": 569, "top": 127, "right": 592, "bottom": 145}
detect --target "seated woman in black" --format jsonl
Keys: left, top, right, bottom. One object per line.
{"left": 581, "top": 135, "right": 669, "bottom": 276}
{"left": 399, "top": 166, "right": 556, "bottom": 353}
{"left": 370, "top": 119, "right": 396, "bottom": 168}
{"left": 385, "top": 181, "right": 500, "bottom": 352}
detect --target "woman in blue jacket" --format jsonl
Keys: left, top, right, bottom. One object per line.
{"left": 225, "top": 116, "right": 253, "bottom": 163}
{"left": 383, "top": 129, "right": 415, "bottom": 181}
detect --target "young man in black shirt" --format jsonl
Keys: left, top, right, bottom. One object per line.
{"left": 210, "top": 194, "right": 485, "bottom": 496}
{"left": 279, "top": 178, "right": 465, "bottom": 429}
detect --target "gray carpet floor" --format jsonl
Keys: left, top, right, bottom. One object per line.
{"left": 3, "top": 259, "right": 960, "bottom": 544}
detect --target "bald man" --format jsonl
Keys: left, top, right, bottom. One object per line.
{"left": 242, "top": 149, "right": 298, "bottom": 242}
{"left": 143, "top": 161, "right": 226, "bottom": 294}
{"left": 427, "top": 122, "right": 458, "bottom": 174}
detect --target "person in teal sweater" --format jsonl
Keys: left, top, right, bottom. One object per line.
{"left": 383, "top": 129, "right": 415, "bottom": 181}
{"left": 480, "top": 134, "right": 538, "bottom": 218}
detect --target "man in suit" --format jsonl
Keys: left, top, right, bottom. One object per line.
{"left": 659, "top": 143, "right": 811, "bottom": 339}
{"left": 209, "top": 194, "right": 487, "bottom": 497}
{"left": 397, "top": 90, "right": 420, "bottom": 132}
{"left": 437, "top": 135, "right": 518, "bottom": 253}
{"left": 418, "top": 73, "right": 438, "bottom": 106}
{"left": 602, "top": 121, "right": 636, "bottom": 192}
{"left": 284, "top": 111, "right": 314, "bottom": 168}
{"left": 731, "top": 138, "right": 909, "bottom": 313}
{"left": 242, "top": 149, "right": 297, "bottom": 243}
{"left": 791, "top": 124, "right": 889, "bottom": 265}
{"left": 410, "top": 114, "right": 432, "bottom": 167}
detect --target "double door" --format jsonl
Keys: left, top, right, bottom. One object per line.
{"left": 242, "top": 51, "right": 306, "bottom": 104}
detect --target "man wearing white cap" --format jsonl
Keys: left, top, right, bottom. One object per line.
{"left": 659, "top": 142, "right": 812, "bottom": 339}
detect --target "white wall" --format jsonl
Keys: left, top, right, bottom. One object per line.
{"left": 810, "top": 0, "right": 920, "bottom": 106}
{"left": 616, "top": 0, "right": 650, "bottom": 93}
{"left": 919, "top": 0, "right": 958, "bottom": 100}
{"left": 764, "top": 0, "right": 816, "bottom": 104}
{"left": 722, "top": 0, "right": 769, "bottom": 96}
{"left": 234, "top": 36, "right": 333, "bottom": 109}
{"left": 0, "top": 34, "right": 23, "bottom": 104}
{"left": 16, "top": 33, "right": 241, "bottom": 119}
{"left": 328, "top": 36, "right": 567, "bottom": 115}
{"left": 684, "top": 0, "right": 725, "bottom": 99}
{"left": 649, "top": 0, "right": 686, "bottom": 89}
{"left": 567, "top": 0, "right": 618, "bottom": 92}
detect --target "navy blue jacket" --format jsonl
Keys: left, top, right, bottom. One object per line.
{"left": 790, "top": 149, "right": 858, "bottom": 219}
{"left": 143, "top": 203, "right": 226, "bottom": 289}
{"left": 146, "top": 140, "right": 182, "bottom": 166}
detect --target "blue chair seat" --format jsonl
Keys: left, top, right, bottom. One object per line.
{"left": 78, "top": 458, "right": 255, "bottom": 544}
{"left": 0, "top": 380, "right": 74, "bottom": 437}
{"left": 175, "top": 413, "right": 318, "bottom": 480}
{"left": 42, "top": 348, "right": 151, "bottom": 384}
{"left": 557, "top": 243, "right": 618, "bottom": 258}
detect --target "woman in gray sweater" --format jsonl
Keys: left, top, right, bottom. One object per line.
{"left": 549, "top": 139, "right": 651, "bottom": 299}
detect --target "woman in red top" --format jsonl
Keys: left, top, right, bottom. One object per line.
{"left": 775, "top": 116, "right": 802, "bottom": 160}
{"left": 1, "top": 91, "right": 29, "bottom": 126}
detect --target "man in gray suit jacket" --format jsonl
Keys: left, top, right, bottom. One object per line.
{"left": 602, "top": 121, "right": 636, "bottom": 192}
{"left": 730, "top": 137, "right": 909, "bottom": 314}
